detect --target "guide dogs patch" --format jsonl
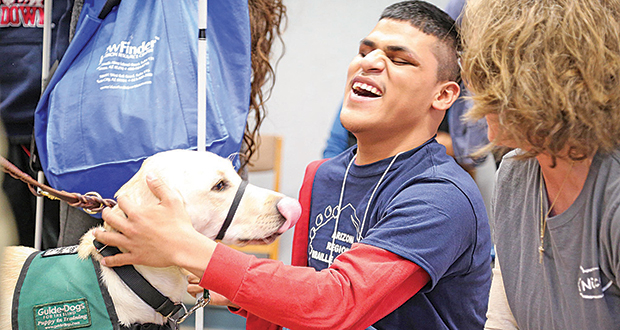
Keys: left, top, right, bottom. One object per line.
{"left": 12, "top": 248, "right": 117, "bottom": 330}
{"left": 33, "top": 299, "right": 91, "bottom": 330}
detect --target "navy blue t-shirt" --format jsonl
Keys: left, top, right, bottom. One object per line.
{"left": 308, "top": 139, "right": 492, "bottom": 329}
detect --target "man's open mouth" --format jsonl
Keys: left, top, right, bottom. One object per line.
{"left": 352, "top": 81, "right": 383, "bottom": 98}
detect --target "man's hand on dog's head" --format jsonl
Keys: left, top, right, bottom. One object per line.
{"left": 94, "top": 173, "right": 217, "bottom": 278}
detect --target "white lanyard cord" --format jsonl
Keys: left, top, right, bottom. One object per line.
{"left": 327, "top": 151, "right": 403, "bottom": 265}
{"left": 328, "top": 155, "right": 357, "bottom": 265}
{"left": 357, "top": 151, "right": 403, "bottom": 242}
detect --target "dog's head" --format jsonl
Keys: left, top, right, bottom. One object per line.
{"left": 114, "top": 150, "right": 301, "bottom": 245}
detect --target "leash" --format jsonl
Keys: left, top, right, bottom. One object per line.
{"left": 176, "top": 289, "right": 210, "bottom": 324}
{"left": 0, "top": 155, "right": 116, "bottom": 213}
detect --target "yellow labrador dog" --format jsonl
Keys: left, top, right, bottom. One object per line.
{"left": 0, "top": 150, "right": 301, "bottom": 329}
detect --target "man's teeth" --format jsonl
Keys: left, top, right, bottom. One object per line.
{"left": 352, "top": 81, "right": 383, "bottom": 97}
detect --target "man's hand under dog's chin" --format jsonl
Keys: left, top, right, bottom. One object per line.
{"left": 94, "top": 173, "right": 217, "bottom": 278}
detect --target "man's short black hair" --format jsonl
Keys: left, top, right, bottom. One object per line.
{"left": 381, "top": 0, "right": 461, "bottom": 83}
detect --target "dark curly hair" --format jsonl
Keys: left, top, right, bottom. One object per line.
{"left": 241, "top": 0, "right": 286, "bottom": 169}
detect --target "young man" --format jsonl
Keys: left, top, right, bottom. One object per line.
{"left": 95, "top": 1, "right": 492, "bottom": 329}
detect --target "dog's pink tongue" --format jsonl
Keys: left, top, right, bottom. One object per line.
{"left": 277, "top": 196, "right": 302, "bottom": 233}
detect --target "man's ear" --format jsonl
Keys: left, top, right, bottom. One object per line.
{"left": 432, "top": 81, "right": 460, "bottom": 111}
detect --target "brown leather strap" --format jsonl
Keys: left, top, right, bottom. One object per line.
{"left": 0, "top": 155, "right": 116, "bottom": 213}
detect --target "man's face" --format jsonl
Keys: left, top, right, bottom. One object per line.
{"left": 341, "top": 19, "right": 445, "bottom": 138}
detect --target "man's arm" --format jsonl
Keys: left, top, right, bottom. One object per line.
{"left": 203, "top": 242, "right": 429, "bottom": 330}
{"left": 94, "top": 173, "right": 429, "bottom": 329}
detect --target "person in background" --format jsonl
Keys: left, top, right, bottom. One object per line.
{"left": 460, "top": 0, "right": 620, "bottom": 328}
{"left": 0, "top": 121, "right": 18, "bottom": 255}
{"left": 322, "top": 103, "right": 357, "bottom": 159}
{"left": 95, "top": 1, "right": 492, "bottom": 329}
{"left": 443, "top": 0, "right": 497, "bottom": 234}
{"left": 0, "top": 0, "right": 74, "bottom": 248}
{"left": 443, "top": 0, "right": 488, "bottom": 171}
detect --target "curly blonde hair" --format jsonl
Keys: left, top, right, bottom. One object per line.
{"left": 461, "top": 0, "right": 620, "bottom": 160}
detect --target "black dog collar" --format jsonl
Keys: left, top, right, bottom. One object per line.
{"left": 93, "top": 240, "right": 184, "bottom": 320}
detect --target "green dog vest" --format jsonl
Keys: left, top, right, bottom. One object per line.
{"left": 12, "top": 246, "right": 119, "bottom": 330}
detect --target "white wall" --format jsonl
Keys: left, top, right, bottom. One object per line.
{"left": 249, "top": 0, "right": 450, "bottom": 264}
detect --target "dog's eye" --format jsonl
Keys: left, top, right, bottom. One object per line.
{"left": 212, "top": 180, "right": 227, "bottom": 192}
